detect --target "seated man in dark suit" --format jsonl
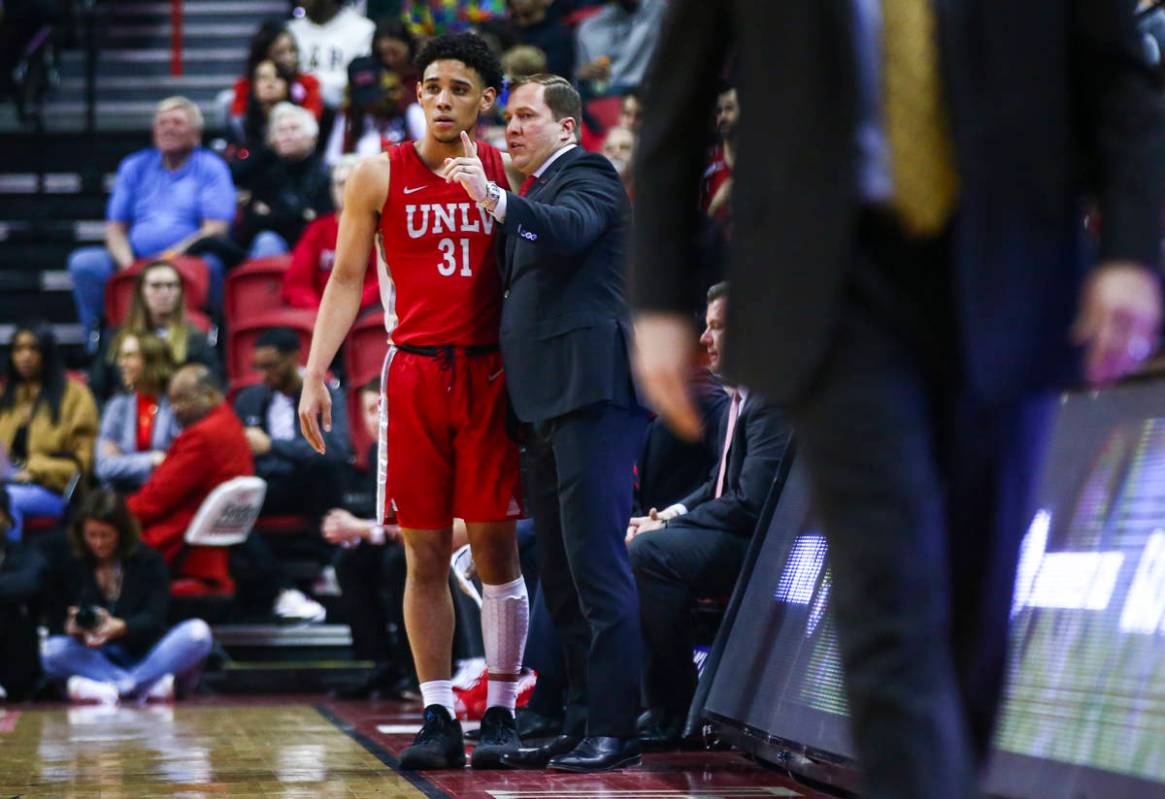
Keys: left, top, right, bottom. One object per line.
{"left": 626, "top": 282, "right": 792, "bottom": 749}
{"left": 234, "top": 327, "right": 350, "bottom": 523}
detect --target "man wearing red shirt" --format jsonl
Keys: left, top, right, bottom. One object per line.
{"left": 282, "top": 155, "right": 380, "bottom": 311}
{"left": 298, "top": 34, "right": 526, "bottom": 771}
{"left": 128, "top": 364, "right": 254, "bottom": 592}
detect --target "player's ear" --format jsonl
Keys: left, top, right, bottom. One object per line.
{"left": 480, "top": 86, "right": 497, "bottom": 114}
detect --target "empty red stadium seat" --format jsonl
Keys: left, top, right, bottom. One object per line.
{"left": 344, "top": 312, "right": 389, "bottom": 390}
{"left": 104, "top": 256, "right": 210, "bottom": 326}
{"left": 226, "top": 308, "right": 316, "bottom": 385}
{"left": 225, "top": 255, "right": 292, "bottom": 326}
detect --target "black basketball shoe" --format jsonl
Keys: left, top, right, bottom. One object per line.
{"left": 470, "top": 706, "right": 522, "bottom": 769}
{"left": 399, "top": 705, "right": 466, "bottom": 770}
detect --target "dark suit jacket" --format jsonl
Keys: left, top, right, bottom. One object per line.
{"left": 233, "top": 382, "right": 350, "bottom": 479}
{"left": 630, "top": 0, "right": 1165, "bottom": 404}
{"left": 63, "top": 544, "right": 170, "bottom": 657}
{"left": 672, "top": 390, "right": 791, "bottom": 537}
{"left": 498, "top": 146, "right": 640, "bottom": 423}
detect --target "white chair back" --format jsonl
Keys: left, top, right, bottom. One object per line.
{"left": 183, "top": 476, "right": 267, "bottom": 547}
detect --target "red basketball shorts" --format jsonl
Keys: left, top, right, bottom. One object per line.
{"left": 380, "top": 347, "right": 522, "bottom": 529}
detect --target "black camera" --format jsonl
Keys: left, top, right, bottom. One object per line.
{"left": 74, "top": 606, "right": 102, "bottom": 631}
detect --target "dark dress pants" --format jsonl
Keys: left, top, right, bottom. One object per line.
{"left": 629, "top": 523, "right": 750, "bottom": 720}
{"left": 334, "top": 540, "right": 409, "bottom": 667}
{"left": 788, "top": 212, "right": 1055, "bottom": 799}
{"left": 522, "top": 401, "right": 648, "bottom": 737}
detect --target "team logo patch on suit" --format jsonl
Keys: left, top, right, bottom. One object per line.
{"left": 518, "top": 225, "right": 538, "bottom": 242}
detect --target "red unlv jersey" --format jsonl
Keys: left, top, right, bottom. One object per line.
{"left": 378, "top": 139, "right": 508, "bottom": 346}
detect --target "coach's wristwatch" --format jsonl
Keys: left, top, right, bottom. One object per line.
{"left": 479, "top": 181, "right": 503, "bottom": 212}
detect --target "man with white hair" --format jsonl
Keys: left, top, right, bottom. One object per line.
{"left": 67, "top": 96, "right": 235, "bottom": 341}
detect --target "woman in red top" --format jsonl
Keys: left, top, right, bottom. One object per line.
{"left": 229, "top": 20, "right": 322, "bottom": 122}
{"left": 282, "top": 154, "right": 380, "bottom": 311}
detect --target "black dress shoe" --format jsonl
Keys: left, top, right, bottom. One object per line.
{"left": 548, "top": 736, "right": 642, "bottom": 772}
{"left": 499, "top": 735, "right": 581, "bottom": 769}
{"left": 637, "top": 715, "right": 683, "bottom": 752}
{"left": 470, "top": 707, "right": 522, "bottom": 769}
{"left": 516, "top": 708, "right": 564, "bottom": 739}
{"left": 399, "top": 705, "right": 466, "bottom": 770}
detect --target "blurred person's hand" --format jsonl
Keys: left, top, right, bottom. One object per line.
{"left": 1073, "top": 261, "right": 1162, "bottom": 386}
{"left": 633, "top": 312, "right": 703, "bottom": 441}
{"left": 441, "top": 131, "right": 488, "bottom": 203}
{"left": 100, "top": 440, "right": 122, "bottom": 457}
{"left": 10, "top": 469, "right": 31, "bottom": 484}
{"left": 578, "top": 56, "right": 611, "bottom": 82}
{"left": 322, "top": 508, "right": 365, "bottom": 545}
{"left": 244, "top": 427, "right": 272, "bottom": 456}
{"left": 299, "top": 376, "right": 333, "bottom": 454}
{"left": 253, "top": 200, "right": 272, "bottom": 216}
{"left": 65, "top": 606, "right": 82, "bottom": 639}
{"left": 625, "top": 513, "right": 665, "bottom": 543}
{"left": 150, "top": 450, "right": 166, "bottom": 467}
{"left": 85, "top": 609, "right": 127, "bottom": 648}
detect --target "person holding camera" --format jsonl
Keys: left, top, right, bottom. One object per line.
{"left": 40, "top": 490, "right": 213, "bottom": 704}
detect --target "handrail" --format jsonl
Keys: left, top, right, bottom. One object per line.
{"left": 170, "top": 0, "right": 183, "bottom": 76}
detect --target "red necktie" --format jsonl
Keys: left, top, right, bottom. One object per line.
{"left": 714, "top": 390, "right": 742, "bottom": 499}
{"left": 519, "top": 175, "right": 537, "bottom": 197}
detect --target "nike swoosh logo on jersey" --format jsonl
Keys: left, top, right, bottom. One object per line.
{"left": 403, "top": 185, "right": 428, "bottom": 194}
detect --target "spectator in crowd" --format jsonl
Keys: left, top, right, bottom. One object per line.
{"left": 0, "top": 324, "right": 99, "bottom": 544}
{"left": 229, "top": 19, "right": 323, "bottom": 124}
{"left": 234, "top": 327, "right": 349, "bottom": 524}
{"left": 40, "top": 490, "right": 214, "bottom": 704}
{"left": 325, "top": 54, "right": 423, "bottom": 164}
{"left": 372, "top": 16, "right": 421, "bottom": 111}
{"left": 626, "top": 283, "right": 792, "bottom": 750}
{"left": 283, "top": 155, "right": 381, "bottom": 312}
{"left": 601, "top": 125, "right": 634, "bottom": 196}
{"left": 229, "top": 58, "right": 294, "bottom": 153}
{"left": 67, "top": 97, "right": 235, "bottom": 339}
{"left": 232, "top": 102, "right": 334, "bottom": 258}
{"left": 575, "top": 0, "right": 666, "bottom": 95}
{"left": 501, "top": 44, "right": 548, "bottom": 79}
{"left": 127, "top": 364, "right": 253, "bottom": 593}
{"left": 323, "top": 380, "right": 414, "bottom": 699}
{"left": 89, "top": 260, "right": 223, "bottom": 403}
{"left": 618, "top": 89, "right": 642, "bottom": 134}
{"left": 95, "top": 334, "right": 180, "bottom": 494}
{"left": 506, "top": 0, "right": 574, "bottom": 79}
{"left": 288, "top": 0, "right": 375, "bottom": 109}
{"left": 0, "top": 489, "right": 47, "bottom": 702}
{"left": 701, "top": 83, "right": 736, "bottom": 220}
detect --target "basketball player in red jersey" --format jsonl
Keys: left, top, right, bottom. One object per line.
{"left": 298, "top": 34, "right": 526, "bottom": 770}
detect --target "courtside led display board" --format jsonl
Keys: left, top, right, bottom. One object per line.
{"left": 704, "top": 384, "right": 1165, "bottom": 798}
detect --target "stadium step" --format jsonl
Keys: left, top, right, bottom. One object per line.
{"left": 204, "top": 624, "right": 365, "bottom": 695}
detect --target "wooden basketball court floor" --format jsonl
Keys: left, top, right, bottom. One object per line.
{"left": 0, "top": 697, "right": 834, "bottom": 798}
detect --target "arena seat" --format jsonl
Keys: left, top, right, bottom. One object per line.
{"left": 225, "top": 255, "right": 292, "bottom": 327}
{"left": 226, "top": 308, "right": 316, "bottom": 387}
{"left": 343, "top": 312, "right": 389, "bottom": 390}
{"left": 104, "top": 256, "right": 210, "bottom": 326}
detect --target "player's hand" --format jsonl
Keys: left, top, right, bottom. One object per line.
{"left": 1072, "top": 261, "right": 1161, "bottom": 386}
{"left": 298, "top": 375, "right": 332, "bottom": 455}
{"left": 442, "top": 130, "right": 489, "bottom": 203}
{"left": 633, "top": 312, "right": 703, "bottom": 441}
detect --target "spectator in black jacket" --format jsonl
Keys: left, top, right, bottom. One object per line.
{"left": 231, "top": 102, "right": 333, "bottom": 259}
{"left": 0, "top": 489, "right": 46, "bottom": 701}
{"left": 40, "top": 490, "right": 214, "bottom": 704}
{"left": 626, "top": 283, "right": 792, "bottom": 749}
{"left": 234, "top": 326, "right": 349, "bottom": 522}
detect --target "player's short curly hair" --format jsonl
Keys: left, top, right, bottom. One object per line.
{"left": 415, "top": 32, "right": 503, "bottom": 93}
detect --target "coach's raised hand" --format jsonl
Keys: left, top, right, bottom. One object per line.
{"left": 441, "top": 130, "right": 489, "bottom": 203}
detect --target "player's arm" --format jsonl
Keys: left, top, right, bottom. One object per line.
{"left": 299, "top": 155, "right": 389, "bottom": 454}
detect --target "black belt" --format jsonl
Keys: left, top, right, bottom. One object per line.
{"left": 395, "top": 342, "right": 499, "bottom": 358}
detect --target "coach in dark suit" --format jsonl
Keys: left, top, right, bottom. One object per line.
{"left": 444, "top": 73, "right": 647, "bottom": 771}
{"left": 627, "top": 282, "right": 792, "bottom": 749}
{"left": 628, "top": 2, "right": 1165, "bottom": 797}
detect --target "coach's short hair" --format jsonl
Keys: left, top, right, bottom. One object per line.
{"left": 707, "top": 281, "right": 729, "bottom": 304}
{"left": 156, "top": 96, "right": 204, "bottom": 131}
{"left": 510, "top": 74, "right": 581, "bottom": 126}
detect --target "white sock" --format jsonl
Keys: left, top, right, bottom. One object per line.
{"left": 481, "top": 576, "right": 529, "bottom": 713}
{"left": 419, "top": 679, "right": 456, "bottom": 717}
